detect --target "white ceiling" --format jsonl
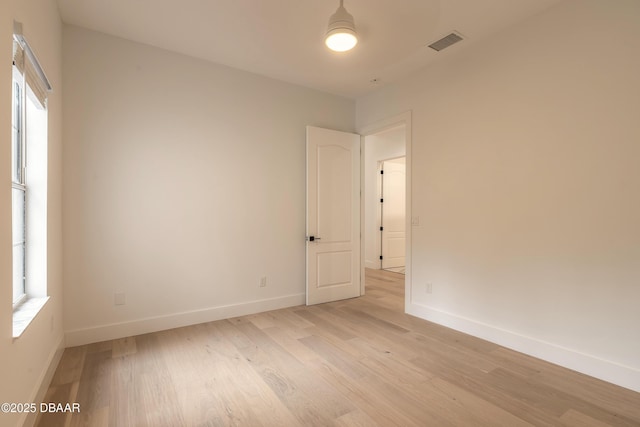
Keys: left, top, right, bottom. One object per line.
{"left": 56, "top": 0, "right": 565, "bottom": 98}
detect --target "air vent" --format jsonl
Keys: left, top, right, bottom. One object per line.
{"left": 428, "top": 32, "right": 464, "bottom": 52}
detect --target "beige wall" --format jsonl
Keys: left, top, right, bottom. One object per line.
{"left": 0, "top": 0, "right": 64, "bottom": 426}
{"left": 357, "top": 0, "right": 640, "bottom": 391}
{"left": 62, "top": 26, "right": 355, "bottom": 345}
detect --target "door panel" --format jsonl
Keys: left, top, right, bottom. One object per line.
{"left": 318, "top": 145, "right": 351, "bottom": 242}
{"left": 382, "top": 158, "right": 406, "bottom": 269}
{"left": 317, "top": 251, "right": 352, "bottom": 288}
{"left": 306, "top": 126, "right": 360, "bottom": 305}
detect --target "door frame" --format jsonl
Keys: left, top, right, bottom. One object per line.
{"left": 358, "top": 112, "right": 412, "bottom": 310}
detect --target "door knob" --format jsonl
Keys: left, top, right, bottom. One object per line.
{"left": 307, "top": 236, "right": 322, "bottom": 242}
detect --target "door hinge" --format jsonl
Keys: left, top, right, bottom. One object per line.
{"left": 380, "top": 170, "right": 384, "bottom": 175}
{"left": 380, "top": 198, "right": 384, "bottom": 203}
{"left": 379, "top": 255, "right": 383, "bottom": 260}
{"left": 380, "top": 226, "right": 384, "bottom": 231}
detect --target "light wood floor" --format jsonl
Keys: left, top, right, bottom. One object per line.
{"left": 37, "top": 269, "right": 640, "bottom": 426}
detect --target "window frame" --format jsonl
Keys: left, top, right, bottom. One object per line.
{"left": 12, "top": 65, "right": 27, "bottom": 307}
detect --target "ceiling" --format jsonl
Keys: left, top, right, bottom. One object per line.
{"left": 56, "top": 0, "right": 565, "bottom": 98}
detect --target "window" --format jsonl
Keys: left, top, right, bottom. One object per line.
{"left": 11, "top": 68, "right": 26, "bottom": 305}
{"left": 11, "top": 21, "right": 52, "bottom": 336}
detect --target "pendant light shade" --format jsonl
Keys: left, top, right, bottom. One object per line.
{"left": 325, "top": 0, "right": 358, "bottom": 52}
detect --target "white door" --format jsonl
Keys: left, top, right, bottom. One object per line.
{"left": 306, "top": 126, "right": 361, "bottom": 305}
{"left": 381, "top": 158, "right": 406, "bottom": 269}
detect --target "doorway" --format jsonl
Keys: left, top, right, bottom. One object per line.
{"left": 361, "top": 114, "right": 409, "bottom": 297}
{"left": 306, "top": 112, "right": 411, "bottom": 306}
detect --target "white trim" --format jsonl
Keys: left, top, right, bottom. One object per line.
{"left": 13, "top": 297, "right": 50, "bottom": 338}
{"left": 364, "top": 260, "right": 380, "bottom": 269}
{"left": 358, "top": 112, "right": 411, "bottom": 136}
{"left": 21, "top": 335, "right": 65, "bottom": 427}
{"left": 65, "top": 293, "right": 305, "bottom": 347}
{"left": 407, "top": 302, "right": 640, "bottom": 393}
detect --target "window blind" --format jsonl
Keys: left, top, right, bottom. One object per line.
{"left": 13, "top": 21, "right": 52, "bottom": 108}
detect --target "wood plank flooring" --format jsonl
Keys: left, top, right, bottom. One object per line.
{"left": 37, "top": 269, "right": 640, "bottom": 426}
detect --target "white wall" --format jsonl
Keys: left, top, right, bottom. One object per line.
{"left": 62, "top": 26, "right": 355, "bottom": 345}
{"left": 357, "top": 0, "right": 640, "bottom": 392}
{"left": 363, "top": 127, "right": 405, "bottom": 268}
{"left": 0, "top": 1, "right": 64, "bottom": 426}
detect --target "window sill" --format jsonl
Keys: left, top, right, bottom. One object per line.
{"left": 13, "top": 296, "right": 49, "bottom": 338}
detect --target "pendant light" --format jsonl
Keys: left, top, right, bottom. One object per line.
{"left": 325, "top": 0, "right": 358, "bottom": 52}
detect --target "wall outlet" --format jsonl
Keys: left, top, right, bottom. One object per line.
{"left": 114, "top": 292, "right": 126, "bottom": 306}
{"left": 260, "top": 276, "right": 267, "bottom": 287}
{"left": 425, "top": 282, "right": 433, "bottom": 294}
{"left": 411, "top": 216, "right": 420, "bottom": 226}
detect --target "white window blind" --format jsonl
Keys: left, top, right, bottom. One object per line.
{"left": 13, "top": 21, "right": 52, "bottom": 108}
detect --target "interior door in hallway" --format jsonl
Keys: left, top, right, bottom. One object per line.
{"left": 381, "top": 158, "right": 406, "bottom": 270}
{"left": 306, "top": 126, "right": 360, "bottom": 305}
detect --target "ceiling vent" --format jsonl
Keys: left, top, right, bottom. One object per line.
{"left": 428, "top": 32, "right": 464, "bottom": 52}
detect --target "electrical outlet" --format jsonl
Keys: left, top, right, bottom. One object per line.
{"left": 425, "top": 282, "right": 433, "bottom": 294}
{"left": 411, "top": 216, "right": 420, "bottom": 226}
{"left": 260, "top": 276, "right": 267, "bottom": 287}
{"left": 114, "top": 292, "right": 126, "bottom": 306}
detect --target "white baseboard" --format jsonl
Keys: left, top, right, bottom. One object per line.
{"left": 22, "top": 335, "right": 65, "bottom": 427}
{"left": 365, "top": 260, "right": 380, "bottom": 269}
{"left": 65, "top": 293, "right": 305, "bottom": 347}
{"left": 407, "top": 302, "right": 640, "bottom": 393}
